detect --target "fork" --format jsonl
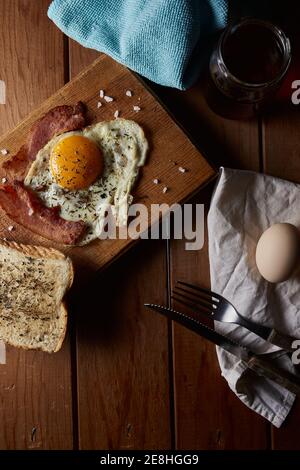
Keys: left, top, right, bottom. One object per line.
{"left": 171, "top": 281, "right": 296, "bottom": 351}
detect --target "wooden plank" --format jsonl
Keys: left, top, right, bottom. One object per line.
{"left": 69, "top": 41, "right": 172, "bottom": 449}
{"left": 262, "top": 111, "right": 300, "bottom": 182}
{"left": 0, "top": 0, "right": 73, "bottom": 449}
{"left": 0, "top": 53, "right": 215, "bottom": 275}
{"left": 75, "top": 241, "right": 171, "bottom": 449}
{"left": 263, "top": 71, "right": 300, "bottom": 449}
{"left": 151, "top": 81, "right": 261, "bottom": 171}
{"left": 153, "top": 83, "right": 269, "bottom": 449}
{"left": 263, "top": 24, "right": 300, "bottom": 449}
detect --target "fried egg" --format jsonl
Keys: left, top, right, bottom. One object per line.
{"left": 24, "top": 119, "right": 148, "bottom": 245}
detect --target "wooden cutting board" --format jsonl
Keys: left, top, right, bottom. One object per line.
{"left": 0, "top": 54, "right": 215, "bottom": 276}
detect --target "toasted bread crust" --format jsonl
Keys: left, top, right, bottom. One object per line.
{"left": 0, "top": 238, "right": 67, "bottom": 260}
{"left": 53, "top": 303, "right": 68, "bottom": 353}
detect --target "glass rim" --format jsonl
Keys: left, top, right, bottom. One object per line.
{"left": 218, "top": 17, "right": 291, "bottom": 89}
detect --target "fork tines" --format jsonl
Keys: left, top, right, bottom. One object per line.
{"left": 171, "top": 280, "right": 219, "bottom": 317}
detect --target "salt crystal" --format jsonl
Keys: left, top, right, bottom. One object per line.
{"left": 133, "top": 105, "right": 141, "bottom": 112}
{"left": 28, "top": 208, "right": 34, "bottom": 216}
{"left": 153, "top": 178, "right": 159, "bottom": 184}
{"left": 126, "top": 90, "right": 132, "bottom": 97}
{"left": 104, "top": 95, "right": 114, "bottom": 102}
{"left": 97, "top": 101, "right": 102, "bottom": 108}
{"left": 1, "top": 177, "right": 6, "bottom": 183}
{"left": 162, "top": 187, "right": 168, "bottom": 194}
{"left": 7, "top": 225, "right": 14, "bottom": 232}
{"left": 178, "top": 167, "right": 186, "bottom": 173}
{"left": 99, "top": 90, "right": 104, "bottom": 98}
{"left": 0, "top": 149, "right": 8, "bottom": 156}
{"left": 114, "top": 110, "right": 119, "bottom": 119}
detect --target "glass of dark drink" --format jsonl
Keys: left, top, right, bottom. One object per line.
{"left": 206, "top": 18, "right": 291, "bottom": 119}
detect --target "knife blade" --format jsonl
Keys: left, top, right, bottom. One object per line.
{"left": 145, "top": 303, "right": 250, "bottom": 361}
{"left": 145, "top": 303, "right": 300, "bottom": 395}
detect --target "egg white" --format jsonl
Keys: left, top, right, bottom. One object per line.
{"left": 24, "top": 119, "right": 148, "bottom": 245}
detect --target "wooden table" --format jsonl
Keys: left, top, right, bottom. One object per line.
{"left": 0, "top": 1, "right": 299, "bottom": 450}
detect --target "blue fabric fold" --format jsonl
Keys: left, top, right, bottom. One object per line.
{"left": 48, "top": 0, "right": 228, "bottom": 90}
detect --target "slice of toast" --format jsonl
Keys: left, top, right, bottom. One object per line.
{"left": 0, "top": 240, "right": 74, "bottom": 352}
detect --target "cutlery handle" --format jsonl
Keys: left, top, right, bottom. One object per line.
{"left": 248, "top": 355, "right": 300, "bottom": 395}
{"left": 238, "top": 315, "right": 296, "bottom": 351}
{"left": 267, "top": 329, "right": 296, "bottom": 352}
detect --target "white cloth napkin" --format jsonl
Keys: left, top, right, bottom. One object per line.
{"left": 208, "top": 167, "right": 300, "bottom": 427}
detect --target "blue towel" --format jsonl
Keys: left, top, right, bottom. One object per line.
{"left": 48, "top": 0, "right": 228, "bottom": 90}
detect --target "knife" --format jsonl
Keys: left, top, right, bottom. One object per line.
{"left": 145, "top": 303, "right": 300, "bottom": 395}
{"left": 171, "top": 280, "right": 297, "bottom": 351}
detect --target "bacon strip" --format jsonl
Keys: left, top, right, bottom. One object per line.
{"left": 0, "top": 182, "right": 86, "bottom": 245}
{"left": 3, "top": 102, "right": 86, "bottom": 182}
{"left": 0, "top": 102, "right": 88, "bottom": 245}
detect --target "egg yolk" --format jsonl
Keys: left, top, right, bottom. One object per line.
{"left": 50, "top": 135, "right": 103, "bottom": 190}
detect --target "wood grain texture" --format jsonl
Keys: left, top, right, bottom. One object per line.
{"left": 69, "top": 41, "right": 172, "bottom": 450}
{"left": 0, "top": 0, "right": 73, "bottom": 449}
{"left": 263, "top": 83, "right": 300, "bottom": 449}
{"left": 0, "top": 51, "right": 215, "bottom": 275}
{"left": 152, "top": 83, "right": 269, "bottom": 449}
{"left": 170, "top": 201, "right": 269, "bottom": 449}
{"left": 151, "top": 80, "right": 261, "bottom": 171}
{"left": 75, "top": 240, "right": 171, "bottom": 449}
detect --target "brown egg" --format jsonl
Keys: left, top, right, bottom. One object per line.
{"left": 256, "top": 223, "right": 300, "bottom": 283}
